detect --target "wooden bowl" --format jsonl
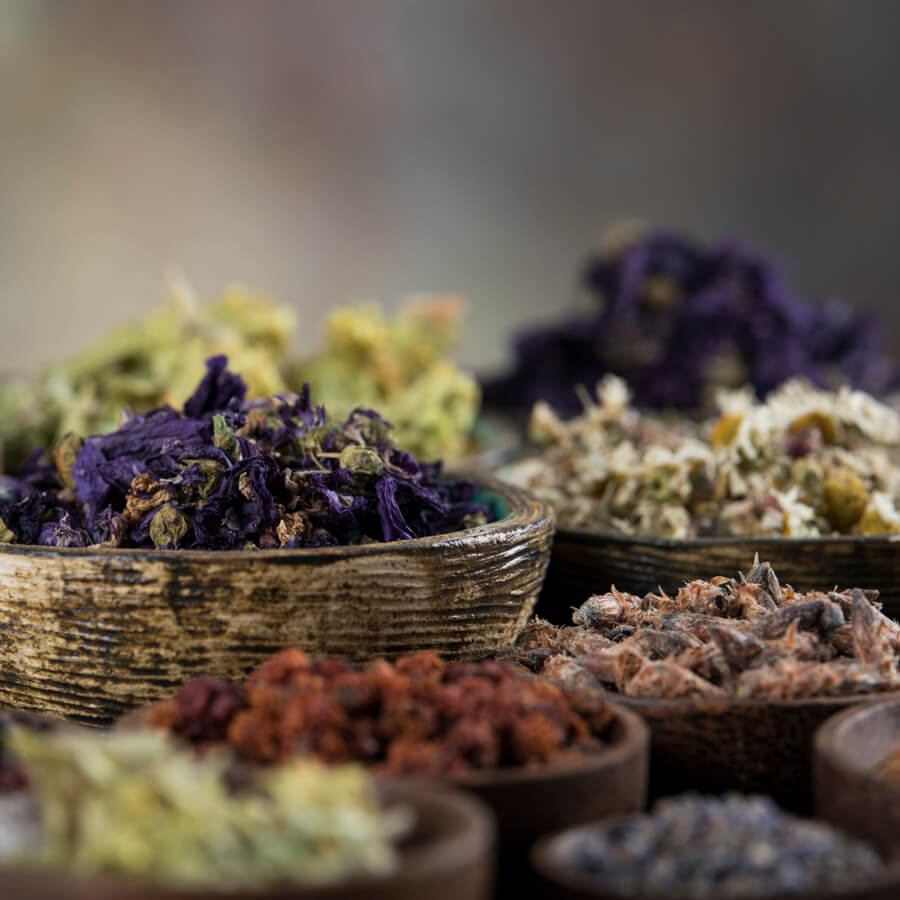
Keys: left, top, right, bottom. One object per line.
{"left": 814, "top": 699, "right": 900, "bottom": 858}
{"left": 538, "top": 528, "right": 900, "bottom": 622}
{"left": 0, "top": 780, "right": 495, "bottom": 900}
{"left": 602, "top": 692, "right": 900, "bottom": 813}
{"left": 0, "top": 478, "right": 554, "bottom": 725}
{"left": 531, "top": 815, "right": 900, "bottom": 900}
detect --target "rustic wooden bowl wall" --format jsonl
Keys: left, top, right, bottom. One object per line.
{"left": 538, "top": 529, "right": 900, "bottom": 622}
{"left": 0, "top": 781, "right": 496, "bottom": 900}
{"left": 531, "top": 817, "right": 900, "bottom": 900}
{"left": 814, "top": 699, "right": 900, "bottom": 859}
{"left": 0, "top": 479, "right": 554, "bottom": 725}
{"left": 604, "top": 692, "right": 900, "bottom": 813}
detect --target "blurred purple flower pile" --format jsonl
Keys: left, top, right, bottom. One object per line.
{"left": 483, "top": 227, "right": 899, "bottom": 415}
{"left": 0, "top": 356, "right": 491, "bottom": 551}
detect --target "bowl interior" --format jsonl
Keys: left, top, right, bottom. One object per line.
{"left": 819, "top": 700, "right": 900, "bottom": 774}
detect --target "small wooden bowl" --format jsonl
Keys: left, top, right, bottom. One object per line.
{"left": 0, "top": 780, "right": 496, "bottom": 900}
{"left": 0, "top": 478, "right": 554, "bottom": 725}
{"left": 531, "top": 815, "right": 900, "bottom": 900}
{"left": 814, "top": 699, "right": 900, "bottom": 859}
{"left": 604, "top": 692, "right": 900, "bottom": 813}
{"left": 538, "top": 528, "right": 900, "bottom": 622}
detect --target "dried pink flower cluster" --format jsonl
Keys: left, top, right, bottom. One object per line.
{"left": 513, "top": 559, "right": 900, "bottom": 700}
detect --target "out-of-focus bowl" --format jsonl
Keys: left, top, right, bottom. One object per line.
{"left": 0, "top": 478, "right": 554, "bottom": 725}
{"left": 814, "top": 698, "right": 900, "bottom": 858}
{"left": 0, "top": 780, "right": 496, "bottom": 900}
{"left": 531, "top": 812, "right": 900, "bottom": 900}
{"left": 538, "top": 528, "right": 900, "bottom": 622}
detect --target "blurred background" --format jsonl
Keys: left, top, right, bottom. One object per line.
{"left": 2, "top": 0, "right": 900, "bottom": 375}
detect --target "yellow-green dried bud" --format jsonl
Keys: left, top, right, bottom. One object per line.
{"left": 0, "top": 516, "right": 15, "bottom": 544}
{"left": 710, "top": 413, "right": 744, "bottom": 448}
{"left": 181, "top": 458, "right": 224, "bottom": 499}
{"left": 212, "top": 414, "right": 239, "bottom": 460}
{"left": 822, "top": 468, "right": 868, "bottom": 531}
{"left": 150, "top": 505, "right": 190, "bottom": 549}
{"left": 646, "top": 465, "right": 678, "bottom": 502}
{"left": 54, "top": 432, "right": 84, "bottom": 490}
{"left": 859, "top": 507, "right": 900, "bottom": 536}
{"left": 338, "top": 445, "right": 385, "bottom": 476}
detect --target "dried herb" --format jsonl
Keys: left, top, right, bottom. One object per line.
{"left": 289, "top": 297, "right": 481, "bottom": 461}
{"left": 0, "top": 356, "right": 492, "bottom": 550}
{"left": 144, "top": 650, "right": 613, "bottom": 775}
{"left": 2, "top": 726, "right": 399, "bottom": 888}
{"left": 0, "top": 280, "right": 294, "bottom": 474}
{"left": 513, "top": 559, "right": 900, "bottom": 700}
{"left": 483, "top": 224, "right": 899, "bottom": 415}
{"left": 498, "top": 375, "right": 900, "bottom": 538}
{"left": 558, "top": 793, "right": 883, "bottom": 897}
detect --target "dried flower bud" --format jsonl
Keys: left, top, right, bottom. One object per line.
{"left": 0, "top": 516, "right": 15, "bottom": 544}
{"left": 53, "top": 433, "right": 84, "bottom": 490}
{"left": 181, "top": 458, "right": 224, "bottom": 499}
{"left": 276, "top": 512, "right": 312, "bottom": 547}
{"left": 338, "top": 446, "right": 385, "bottom": 476}
{"left": 212, "top": 414, "right": 239, "bottom": 460}
{"left": 150, "top": 506, "right": 190, "bottom": 549}
{"left": 822, "top": 468, "right": 868, "bottom": 531}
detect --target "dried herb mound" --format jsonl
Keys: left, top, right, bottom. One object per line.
{"left": 0, "top": 355, "right": 492, "bottom": 550}
{"left": 145, "top": 650, "right": 614, "bottom": 775}
{"left": 2, "top": 726, "right": 399, "bottom": 888}
{"left": 483, "top": 224, "right": 898, "bottom": 415}
{"left": 498, "top": 374, "right": 900, "bottom": 538}
{"left": 513, "top": 559, "right": 900, "bottom": 700}
{"left": 560, "top": 793, "right": 883, "bottom": 898}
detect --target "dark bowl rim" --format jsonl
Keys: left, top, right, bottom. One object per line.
{"left": 530, "top": 813, "right": 900, "bottom": 900}
{"left": 554, "top": 525, "right": 900, "bottom": 550}
{"left": 445, "top": 701, "right": 648, "bottom": 788}
{"left": 0, "top": 476, "right": 553, "bottom": 563}
{"left": 814, "top": 697, "right": 900, "bottom": 781}
{"left": 599, "top": 689, "right": 900, "bottom": 715}
{"left": 0, "top": 780, "right": 496, "bottom": 898}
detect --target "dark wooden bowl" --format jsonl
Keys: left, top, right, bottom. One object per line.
{"left": 814, "top": 699, "right": 900, "bottom": 858}
{"left": 449, "top": 703, "right": 649, "bottom": 899}
{"left": 531, "top": 815, "right": 900, "bottom": 900}
{"left": 0, "top": 478, "right": 554, "bottom": 725}
{"left": 0, "top": 780, "right": 495, "bottom": 900}
{"left": 603, "top": 692, "right": 900, "bottom": 813}
{"left": 538, "top": 528, "right": 900, "bottom": 622}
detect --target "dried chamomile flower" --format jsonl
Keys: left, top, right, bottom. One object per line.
{"left": 498, "top": 375, "right": 900, "bottom": 538}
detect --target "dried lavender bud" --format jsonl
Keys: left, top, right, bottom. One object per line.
{"left": 53, "top": 433, "right": 83, "bottom": 490}
{"left": 513, "top": 560, "right": 900, "bottom": 700}
{"left": 560, "top": 793, "right": 884, "bottom": 898}
{"left": 149, "top": 506, "right": 190, "bottom": 549}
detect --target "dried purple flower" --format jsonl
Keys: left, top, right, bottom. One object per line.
{"left": 0, "top": 356, "right": 493, "bottom": 550}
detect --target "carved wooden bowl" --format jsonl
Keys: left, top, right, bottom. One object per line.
{"left": 0, "top": 780, "right": 496, "bottom": 900}
{"left": 814, "top": 699, "right": 900, "bottom": 859}
{"left": 538, "top": 528, "right": 900, "bottom": 622}
{"left": 606, "top": 692, "right": 900, "bottom": 813}
{"left": 0, "top": 479, "right": 554, "bottom": 725}
{"left": 531, "top": 812, "right": 900, "bottom": 900}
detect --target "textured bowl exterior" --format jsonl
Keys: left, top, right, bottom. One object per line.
{"left": 0, "top": 480, "right": 554, "bottom": 724}
{"left": 539, "top": 528, "right": 900, "bottom": 622}
{"left": 610, "top": 692, "right": 900, "bottom": 813}
{"left": 814, "top": 699, "right": 900, "bottom": 859}
{"left": 0, "top": 781, "right": 496, "bottom": 900}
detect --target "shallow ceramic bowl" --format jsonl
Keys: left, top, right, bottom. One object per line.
{"left": 0, "top": 780, "right": 496, "bottom": 900}
{"left": 814, "top": 699, "right": 900, "bottom": 858}
{"left": 538, "top": 528, "right": 900, "bottom": 622}
{"left": 603, "top": 691, "right": 900, "bottom": 813}
{"left": 0, "top": 478, "right": 554, "bottom": 725}
{"left": 531, "top": 814, "right": 900, "bottom": 900}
